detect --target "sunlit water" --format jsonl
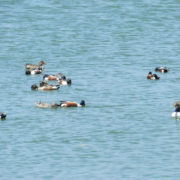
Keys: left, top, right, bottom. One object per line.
{"left": 0, "top": 0, "right": 180, "bottom": 179}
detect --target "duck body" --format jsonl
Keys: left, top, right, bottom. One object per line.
{"left": 43, "top": 75, "right": 59, "bottom": 81}
{"left": 171, "top": 112, "right": 180, "bottom": 118}
{"left": 0, "top": 112, "right": 6, "bottom": 119}
{"left": 155, "top": 67, "right": 169, "bottom": 73}
{"left": 36, "top": 102, "right": 60, "bottom": 108}
{"left": 31, "top": 84, "right": 60, "bottom": 91}
{"left": 59, "top": 77, "right": 72, "bottom": 86}
{"left": 43, "top": 73, "right": 64, "bottom": 81}
{"left": 26, "top": 69, "right": 42, "bottom": 75}
{"left": 25, "top": 61, "right": 47, "bottom": 70}
{"left": 147, "top": 72, "right": 160, "bottom": 80}
{"left": 172, "top": 104, "right": 180, "bottom": 118}
{"left": 36, "top": 100, "right": 85, "bottom": 108}
{"left": 60, "top": 100, "right": 85, "bottom": 107}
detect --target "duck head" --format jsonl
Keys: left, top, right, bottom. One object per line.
{"left": 38, "top": 61, "right": 47, "bottom": 66}
{"left": 26, "top": 70, "right": 31, "bottom": 75}
{"left": 43, "top": 74, "right": 49, "bottom": 79}
{"left": 62, "top": 75, "right": 66, "bottom": 80}
{"left": 67, "top": 78, "right": 72, "bottom": 85}
{"left": 0, "top": 113, "right": 6, "bottom": 120}
{"left": 80, "top": 100, "right": 85, "bottom": 106}
{"left": 31, "top": 84, "right": 38, "bottom": 90}
{"left": 40, "top": 81, "right": 48, "bottom": 87}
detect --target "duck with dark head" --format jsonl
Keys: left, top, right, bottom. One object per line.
{"left": 0, "top": 112, "right": 6, "bottom": 120}
{"left": 36, "top": 100, "right": 85, "bottom": 108}
{"left": 147, "top": 72, "right": 160, "bottom": 80}
{"left": 172, "top": 101, "right": 180, "bottom": 118}
{"left": 59, "top": 76, "right": 72, "bottom": 86}
{"left": 155, "top": 67, "right": 169, "bottom": 73}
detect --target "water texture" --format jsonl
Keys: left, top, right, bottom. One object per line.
{"left": 0, "top": 0, "right": 180, "bottom": 179}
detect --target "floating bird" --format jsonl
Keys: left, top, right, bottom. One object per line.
{"left": 147, "top": 72, "right": 160, "bottom": 80}
{"left": 0, "top": 112, "right": 6, "bottom": 120}
{"left": 25, "top": 61, "right": 47, "bottom": 70}
{"left": 36, "top": 100, "right": 85, "bottom": 108}
{"left": 172, "top": 101, "right": 180, "bottom": 118}
{"left": 36, "top": 102, "right": 60, "bottom": 108}
{"left": 31, "top": 84, "right": 60, "bottom": 91}
{"left": 59, "top": 100, "right": 85, "bottom": 107}
{"left": 59, "top": 76, "right": 72, "bottom": 86}
{"left": 43, "top": 73, "right": 63, "bottom": 81}
{"left": 26, "top": 68, "right": 42, "bottom": 75}
{"left": 155, "top": 67, "right": 169, "bottom": 73}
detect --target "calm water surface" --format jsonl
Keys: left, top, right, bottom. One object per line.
{"left": 0, "top": 0, "right": 180, "bottom": 179}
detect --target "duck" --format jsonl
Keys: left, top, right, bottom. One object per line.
{"left": 59, "top": 76, "right": 72, "bottom": 86}
{"left": 155, "top": 67, "right": 169, "bottom": 73}
{"left": 36, "top": 102, "right": 60, "bottom": 108}
{"left": 36, "top": 100, "right": 85, "bottom": 108}
{"left": 25, "top": 61, "right": 47, "bottom": 70}
{"left": 43, "top": 73, "right": 63, "bottom": 81}
{"left": 31, "top": 84, "right": 60, "bottom": 91}
{"left": 147, "top": 72, "right": 160, "bottom": 80}
{"left": 26, "top": 68, "right": 42, "bottom": 75}
{"left": 59, "top": 100, "right": 85, "bottom": 107}
{"left": 0, "top": 112, "right": 6, "bottom": 119}
{"left": 172, "top": 101, "right": 180, "bottom": 118}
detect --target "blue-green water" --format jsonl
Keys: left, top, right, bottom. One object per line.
{"left": 0, "top": 0, "right": 180, "bottom": 179}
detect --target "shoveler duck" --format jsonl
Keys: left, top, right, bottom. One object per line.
{"left": 59, "top": 76, "right": 72, "bottom": 86}
{"left": 43, "top": 73, "right": 63, "bottom": 81}
{"left": 155, "top": 67, "right": 169, "bottom": 73}
{"left": 0, "top": 112, "right": 6, "bottom": 119}
{"left": 147, "top": 72, "right": 160, "bottom": 80}
{"left": 172, "top": 101, "right": 180, "bottom": 118}
{"left": 26, "top": 68, "right": 42, "bottom": 75}
{"left": 36, "top": 100, "right": 85, "bottom": 108}
{"left": 25, "top": 61, "right": 47, "bottom": 70}
{"left": 31, "top": 84, "right": 60, "bottom": 91}
{"left": 59, "top": 100, "right": 85, "bottom": 107}
{"left": 36, "top": 102, "right": 60, "bottom": 108}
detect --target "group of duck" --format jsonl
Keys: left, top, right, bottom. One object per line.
{"left": 146, "top": 67, "right": 180, "bottom": 118}
{"left": 147, "top": 67, "right": 169, "bottom": 80}
{"left": 1, "top": 65, "right": 180, "bottom": 120}
{"left": 25, "top": 61, "right": 86, "bottom": 108}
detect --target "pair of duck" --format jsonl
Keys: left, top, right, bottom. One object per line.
{"left": 25, "top": 61, "right": 47, "bottom": 75}
{"left": 43, "top": 73, "right": 72, "bottom": 86}
{"left": 31, "top": 73, "right": 72, "bottom": 91}
{"left": 36, "top": 100, "right": 85, "bottom": 108}
{"left": 147, "top": 67, "right": 169, "bottom": 80}
{"left": 0, "top": 112, "right": 6, "bottom": 120}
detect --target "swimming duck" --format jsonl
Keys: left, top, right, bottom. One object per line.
{"left": 36, "top": 100, "right": 85, "bottom": 108}
{"left": 31, "top": 84, "right": 60, "bottom": 91}
{"left": 172, "top": 106, "right": 180, "bottom": 118}
{"left": 155, "top": 67, "right": 169, "bottom": 73}
{"left": 59, "top": 100, "right": 85, "bottom": 107}
{"left": 172, "top": 101, "right": 180, "bottom": 118}
{"left": 59, "top": 76, "right": 72, "bottom": 86}
{"left": 43, "top": 73, "right": 63, "bottom": 81}
{"left": 26, "top": 68, "right": 42, "bottom": 75}
{"left": 0, "top": 112, "right": 6, "bottom": 119}
{"left": 36, "top": 102, "right": 60, "bottom": 108}
{"left": 147, "top": 72, "right": 160, "bottom": 80}
{"left": 25, "top": 61, "right": 47, "bottom": 70}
